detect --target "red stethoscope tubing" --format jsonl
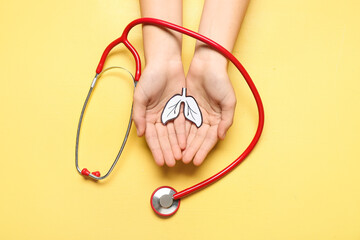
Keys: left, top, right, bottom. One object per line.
{"left": 96, "top": 18, "right": 264, "bottom": 200}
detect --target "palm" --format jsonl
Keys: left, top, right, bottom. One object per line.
{"left": 183, "top": 69, "right": 236, "bottom": 165}
{"left": 141, "top": 75, "right": 181, "bottom": 122}
{"left": 133, "top": 62, "right": 186, "bottom": 167}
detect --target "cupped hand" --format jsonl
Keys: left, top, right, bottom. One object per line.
{"left": 133, "top": 59, "right": 187, "bottom": 167}
{"left": 182, "top": 57, "right": 236, "bottom": 166}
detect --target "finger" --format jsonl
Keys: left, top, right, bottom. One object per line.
{"left": 184, "top": 123, "right": 198, "bottom": 151}
{"left": 193, "top": 126, "right": 218, "bottom": 166}
{"left": 145, "top": 123, "right": 164, "bottom": 166}
{"left": 156, "top": 123, "right": 176, "bottom": 167}
{"left": 133, "top": 88, "right": 147, "bottom": 137}
{"left": 167, "top": 122, "right": 182, "bottom": 161}
{"left": 174, "top": 110, "right": 187, "bottom": 150}
{"left": 182, "top": 124, "right": 209, "bottom": 164}
{"left": 185, "top": 120, "right": 192, "bottom": 138}
{"left": 218, "top": 99, "right": 236, "bottom": 140}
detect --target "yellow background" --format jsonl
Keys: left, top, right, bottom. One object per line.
{"left": 1, "top": 0, "right": 359, "bottom": 239}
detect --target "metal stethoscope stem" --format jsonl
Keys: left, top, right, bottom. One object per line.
{"left": 75, "top": 18, "right": 264, "bottom": 216}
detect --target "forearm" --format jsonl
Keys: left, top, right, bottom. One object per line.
{"left": 194, "top": 0, "right": 250, "bottom": 66}
{"left": 140, "top": 0, "right": 183, "bottom": 65}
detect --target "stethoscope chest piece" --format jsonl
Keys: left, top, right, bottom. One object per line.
{"left": 150, "top": 186, "right": 180, "bottom": 216}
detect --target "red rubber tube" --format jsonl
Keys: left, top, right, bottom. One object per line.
{"left": 96, "top": 18, "right": 265, "bottom": 200}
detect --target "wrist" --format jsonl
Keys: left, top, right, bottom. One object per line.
{"left": 144, "top": 55, "right": 183, "bottom": 70}
{"left": 192, "top": 44, "right": 228, "bottom": 68}
{"left": 144, "top": 44, "right": 182, "bottom": 64}
{"left": 188, "top": 48, "right": 228, "bottom": 79}
{"left": 143, "top": 26, "right": 183, "bottom": 65}
{"left": 187, "top": 56, "right": 229, "bottom": 86}
{"left": 143, "top": 57, "right": 185, "bottom": 84}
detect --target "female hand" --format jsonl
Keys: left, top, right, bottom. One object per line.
{"left": 182, "top": 51, "right": 236, "bottom": 166}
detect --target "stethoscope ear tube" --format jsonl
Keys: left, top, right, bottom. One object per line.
{"left": 75, "top": 67, "right": 135, "bottom": 180}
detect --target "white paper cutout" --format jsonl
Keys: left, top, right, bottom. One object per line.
{"left": 161, "top": 88, "right": 203, "bottom": 128}
{"left": 161, "top": 94, "right": 183, "bottom": 124}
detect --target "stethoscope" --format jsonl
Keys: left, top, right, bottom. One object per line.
{"left": 75, "top": 18, "right": 264, "bottom": 217}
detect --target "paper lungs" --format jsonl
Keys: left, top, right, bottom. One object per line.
{"left": 161, "top": 88, "right": 203, "bottom": 128}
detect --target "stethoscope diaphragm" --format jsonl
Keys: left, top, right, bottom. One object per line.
{"left": 150, "top": 186, "right": 180, "bottom": 217}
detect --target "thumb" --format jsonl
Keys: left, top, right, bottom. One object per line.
{"left": 133, "top": 88, "right": 147, "bottom": 137}
{"left": 217, "top": 99, "right": 236, "bottom": 140}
